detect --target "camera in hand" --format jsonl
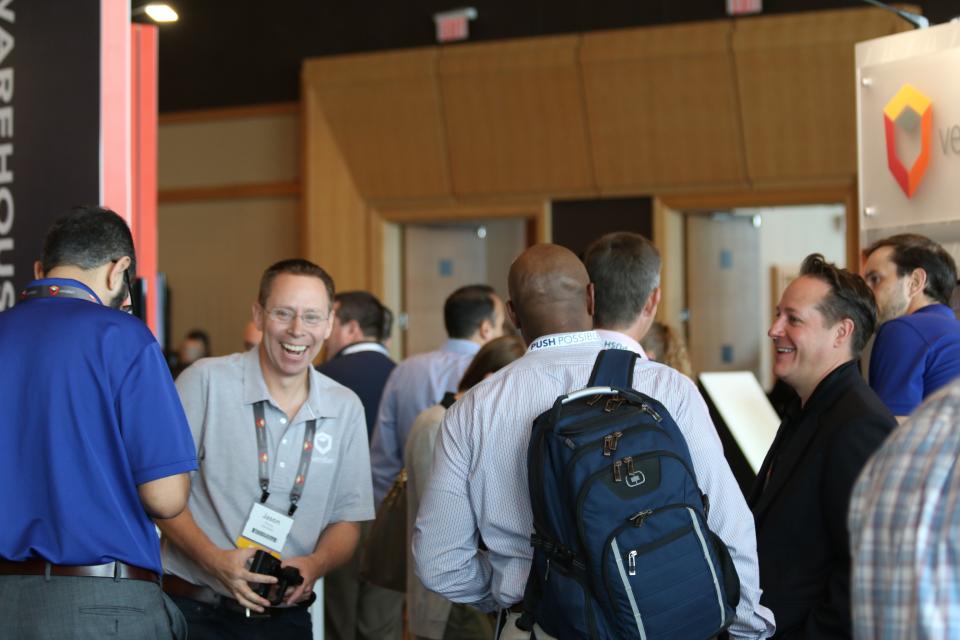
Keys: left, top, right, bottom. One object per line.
{"left": 248, "top": 549, "right": 304, "bottom": 606}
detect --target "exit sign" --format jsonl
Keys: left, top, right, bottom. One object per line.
{"left": 434, "top": 7, "right": 477, "bottom": 43}
{"left": 727, "top": 0, "right": 762, "bottom": 16}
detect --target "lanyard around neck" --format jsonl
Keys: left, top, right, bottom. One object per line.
{"left": 20, "top": 284, "right": 98, "bottom": 304}
{"left": 253, "top": 400, "right": 316, "bottom": 517}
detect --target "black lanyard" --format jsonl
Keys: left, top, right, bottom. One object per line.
{"left": 253, "top": 400, "right": 317, "bottom": 516}
{"left": 20, "top": 284, "right": 98, "bottom": 303}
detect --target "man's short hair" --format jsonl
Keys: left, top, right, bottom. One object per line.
{"left": 42, "top": 206, "right": 137, "bottom": 276}
{"left": 258, "top": 259, "right": 335, "bottom": 308}
{"left": 583, "top": 232, "right": 661, "bottom": 328}
{"left": 381, "top": 306, "right": 394, "bottom": 342}
{"left": 864, "top": 234, "right": 957, "bottom": 305}
{"left": 335, "top": 291, "right": 388, "bottom": 340}
{"left": 444, "top": 285, "right": 497, "bottom": 339}
{"left": 800, "top": 253, "right": 878, "bottom": 358}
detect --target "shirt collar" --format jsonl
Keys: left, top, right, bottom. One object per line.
{"left": 338, "top": 341, "right": 390, "bottom": 358}
{"left": 441, "top": 338, "right": 481, "bottom": 356}
{"left": 914, "top": 303, "right": 957, "bottom": 320}
{"left": 596, "top": 329, "right": 648, "bottom": 358}
{"left": 526, "top": 330, "right": 602, "bottom": 353}
{"left": 241, "top": 347, "right": 335, "bottom": 420}
{"left": 26, "top": 278, "right": 103, "bottom": 305}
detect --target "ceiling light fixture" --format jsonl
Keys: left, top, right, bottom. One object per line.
{"left": 132, "top": 3, "right": 179, "bottom": 24}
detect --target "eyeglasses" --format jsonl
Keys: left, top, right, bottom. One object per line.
{"left": 266, "top": 307, "right": 328, "bottom": 327}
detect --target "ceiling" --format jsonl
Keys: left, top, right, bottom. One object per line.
{"left": 153, "top": 0, "right": 958, "bottom": 113}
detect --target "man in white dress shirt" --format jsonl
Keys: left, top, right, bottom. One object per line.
{"left": 583, "top": 231, "right": 662, "bottom": 356}
{"left": 413, "top": 243, "right": 775, "bottom": 639}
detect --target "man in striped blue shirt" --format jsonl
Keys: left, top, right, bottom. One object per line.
{"left": 369, "top": 284, "right": 505, "bottom": 505}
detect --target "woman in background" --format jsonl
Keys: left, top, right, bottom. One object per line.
{"left": 641, "top": 320, "right": 693, "bottom": 378}
{"left": 404, "top": 335, "right": 526, "bottom": 640}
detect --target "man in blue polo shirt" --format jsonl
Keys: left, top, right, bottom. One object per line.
{"left": 862, "top": 233, "right": 960, "bottom": 419}
{"left": 0, "top": 207, "right": 198, "bottom": 638}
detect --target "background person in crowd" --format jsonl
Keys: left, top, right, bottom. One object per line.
{"left": 369, "top": 284, "right": 506, "bottom": 505}
{"left": 750, "top": 254, "right": 895, "bottom": 638}
{"left": 849, "top": 377, "right": 960, "bottom": 639}
{"left": 320, "top": 291, "right": 396, "bottom": 440}
{"left": 170, "top": 328, "right": 212, "bottom": 378}
{"left": 405, "top": 335, "right": 525, "bottom": 640}
{"left": 414, "top": 244, "right": 775, "bottom": 640}
{"left": 862, "top": 233, "right": 960, "bottom": 418}
{"left": 158, "top": 259, "right": 374, "bottom": 640}
{"left": 0, "top": 206, "right": 197, "bottom": 639}
{"left": 243, "top": 320, "right": 263, "bottom": 351}
{"left": 583, "top": 231, "right": 661, "bottom": 356}
{"left": 641, "top": 320, "right": 694, "bottom": 378}
{"left": 318, "top": 291, "right": 401, "bottom": 640}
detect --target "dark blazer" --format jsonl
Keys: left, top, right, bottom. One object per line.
{"left": 749, "top": 361, "right": 895, "bottom": 639}
{"left": 318, "top": 345, "right": 396, "bottom": 441}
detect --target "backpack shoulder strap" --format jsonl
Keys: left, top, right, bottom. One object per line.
{"left": 587, "top": 348, "right": 638, "bottom": 388}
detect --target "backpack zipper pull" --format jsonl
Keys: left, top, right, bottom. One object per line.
{"left": 630, "top": 509, "right": 653, "bottom": 527}
{"left": 628, "top": 550, "right": 637, "bottom": 576}
{"left": 641, "top": 403, "right": 662, "bottom": 422}
{"left": 613, "top": 460, "right": 623, "bottom": 483}
{"left": 602, "top": 431, "right": 622, "bottom": 456}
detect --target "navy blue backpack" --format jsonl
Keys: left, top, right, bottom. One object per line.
{"left": 521, "top": 349, "right": 740, "bottom": 639}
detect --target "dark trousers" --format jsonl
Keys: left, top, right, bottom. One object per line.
{"left": 0, "top": 574, "right": 186, "bottom": 639}
{"left": 170, "top": 594, "right": 312, "bottom": 640}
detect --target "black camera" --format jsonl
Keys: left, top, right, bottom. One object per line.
{"left": 248, "top": 549, "right": 304, "bottom": 606}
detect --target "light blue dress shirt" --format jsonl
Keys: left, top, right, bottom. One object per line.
{"left": 369, "top": 338, "right": 480, "bottom": 504}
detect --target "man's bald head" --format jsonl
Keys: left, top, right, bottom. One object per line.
{"left": 507, "top": 244, "right": 594, "bottom": 344}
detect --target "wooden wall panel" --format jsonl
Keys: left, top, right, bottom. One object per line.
{"left": 733, "top": 8, "right": 913, "bottom": 185}
{"left": 303, "top": 50, "right": 451, "bottom": 201}
{"left": 302, "top": 84, "right": 379, "bottom": 294}
{"left": 158, "top": 112, "right": 299, "bottom": 188}
{"left": 159, "top": 197, "right": 298, "bottom": 356}
{"left": 438, "top": 36, "right": 595, "bottom": 196}
{"left": 582, "top": 22, "right": 747, "bottom": 192}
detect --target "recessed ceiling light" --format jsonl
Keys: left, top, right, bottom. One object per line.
{"left": 143, "top": 3, "right": 178, "bottom": 23}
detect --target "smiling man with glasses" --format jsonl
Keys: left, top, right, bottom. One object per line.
{"left": 158, "top": 258, "right": 374, "bottom": 640}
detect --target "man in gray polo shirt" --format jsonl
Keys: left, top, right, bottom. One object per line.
{"left": 158, "top": 259, "right": 375, "bottom": 639}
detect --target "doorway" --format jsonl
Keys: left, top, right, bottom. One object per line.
{"left": 675, "top": 204, "right": 847, "bottom": 388}
{"left": 400, "top": 218, "right": 526, "bottom": 356}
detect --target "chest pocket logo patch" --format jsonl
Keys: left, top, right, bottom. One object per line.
{"left": 314, "top": 432, "right": 333, "bottom": 456}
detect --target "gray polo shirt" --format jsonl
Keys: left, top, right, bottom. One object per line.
{"left": 163, "top": 349, "right": 375, "bottom": 594}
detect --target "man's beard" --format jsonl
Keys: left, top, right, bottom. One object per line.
{"left": 878, "top": 286, "right": 909, "bottom": 324}
{"left": 107, "top": 284, "right": 129, "bottom": 310}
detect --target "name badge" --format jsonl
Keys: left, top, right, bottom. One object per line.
{"left": 237, "top": 503, "right": 294, "bottom": 555}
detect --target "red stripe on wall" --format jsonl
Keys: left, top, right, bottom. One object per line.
{"left": 132, "top": 24, "right": 159, "bottom": 338}
{"left": 100, "top": 0, "right": 131, "bottom": 223}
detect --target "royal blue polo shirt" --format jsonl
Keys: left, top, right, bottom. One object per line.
{"left": 0, "top": 278, "right": 197, "bottom": 574}
{"left": 869, "top": 303, "right": 960, "bottom": 416}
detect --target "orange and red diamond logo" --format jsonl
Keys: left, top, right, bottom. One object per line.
{"left": 48, "top": 286, "right": 60, "bottom": 296}
{"left": 883, "top": 84, "right": 932, "bottom": 198}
